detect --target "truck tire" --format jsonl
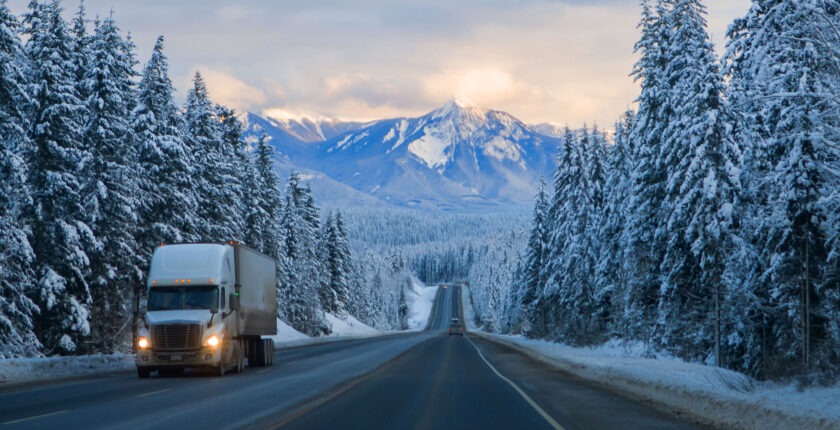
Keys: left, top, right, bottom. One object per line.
{"left": 235, "top": 340, "right": 245, "bottom": 373}
{"left": 268, "top": 340, "right": 274, "bottom": 366}
{"left": 254, "top": 339, "right": 266, "bottom": 367}
{"left": 137, "top": 367, "right": 151, "bottom": 378}
{"left": 247, "top": 338, "right": 259, "bottom": 367}
{"left": 216, "top": 354, "right": 225, "bottom": 377}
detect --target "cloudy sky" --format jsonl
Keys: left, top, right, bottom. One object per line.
{"left": 9, "top": 0, "right": 751, "bottom": 126}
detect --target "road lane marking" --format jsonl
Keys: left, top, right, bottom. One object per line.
{"left": 466, "top": 336, "right": 565, "bottom": 430}
{"left": 3, "top": 410, "right": 68, "bottom": 425}
{"left": 136, "top": 388, "right": 171, "bottom": 398}
{"left": 257, "top": 368, "right": 272, "bottom": 374}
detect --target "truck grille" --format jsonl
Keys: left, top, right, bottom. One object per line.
{"left": 152, "top": 324, "right": 202, "bottom": 350}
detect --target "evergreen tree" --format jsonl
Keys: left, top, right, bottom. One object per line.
{"left": 320, "top": 211, "right": 352, "bottom": 314}
{"left": 79, "top": 14, "right": 141, "bottom": 353}
{"left": 513, "top": 178, "right": 549, "bottom": 335}
{"left": 215, "top": 103, "right": 247, "bottom": 240}
{"left": 69, "top": 0, "right": 90, "bottom": 102}
{"left": 622, "top": 0, "right": 672, "bottom": 346}
{"left": 24, "top": 0, "right": 94, "bottom": 354}
{"left": 726, "top": 0, "right": 840, "bottom": 378}
{"left": 595, "top": 110, "right": 635, "bottom": 337}
{"left": 279, "top": 172, "right": 325, "bottom": 335}
{"left": 540, "top": 127, "right": 601, "bottom": 345}
{"left": 247, "top": 134, "right": 283, "bottom": 258}
{"left": 134, "top": 35, "right": 198, "bottom": 248}
{"left": 654, "top": 0, "right": 742, "bottom": 364}
{"left": 182, "top": 72, "right": 240, "bottom": 241}
{"left": 0, "top": 0, "right": 40, "bottom": 358}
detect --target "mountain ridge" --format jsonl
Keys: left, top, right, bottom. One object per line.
{"left": 244, "top": 100, "right": 563, "bottom": 210}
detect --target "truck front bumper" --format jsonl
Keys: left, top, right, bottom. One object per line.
{"left": 136, "top": 347, "right": 221, "bottom": 369}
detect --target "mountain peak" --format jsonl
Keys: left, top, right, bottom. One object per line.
{"left": 432, "top": 97, "right": 488, "bottom": 120}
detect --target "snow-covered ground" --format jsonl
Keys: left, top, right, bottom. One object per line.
{"left": 460, "top": 287, "right": 840, "bottom": 430}
{"left": 0, "top": 353, "right": 135, "bottom": 385}
{"left": 405, "top": 280, "right": 439, "bottom": 330}
{"left": 325, "top": 312, "right": 379, "bottom": 336}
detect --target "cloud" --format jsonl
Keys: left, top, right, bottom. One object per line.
{"left": 190, "top": 67, "right": 268, "bottom": 111}
{"left": 422, "top": 68, "right": 545, "bottom": 107}
{"left": 10, "top": 0, "right": 752, "bottom": 126}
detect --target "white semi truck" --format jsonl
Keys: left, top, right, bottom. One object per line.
{"left": 136, "top": 242, "right": 277, "bottom": 378}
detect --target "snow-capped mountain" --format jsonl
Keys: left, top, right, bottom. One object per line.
{"left": 245, "top": 99, "right": 562, "bottom": 210}
{"left": 246, "top": 112, "right": 369, "bottom": 143}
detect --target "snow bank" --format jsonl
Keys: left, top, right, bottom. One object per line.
{"left": 463, "top": 283, "right": 839, "bottom": 429}
{"left": 405, "top": 280, "right": 439, "bottom": 330}
{"left": 325, "top": 312, "right": 379, "bottom": 337}
{"left": 270, "top": 318, "right": 310, "bottom": 344}
{"left": 461, "top": 285, "right": 477, "bottom": 331}
{"left": 473, "top": 332, "right": 840, "bottom": 430}
{"left": 0, "top": 354, "right": 134, "bottom": 385}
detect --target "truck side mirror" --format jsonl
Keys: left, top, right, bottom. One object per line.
{"left": 229, "top": 293, "right": 237, "bottom": 312}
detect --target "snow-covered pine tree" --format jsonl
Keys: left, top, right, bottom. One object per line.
{"left": 79, "top": 14, "right": 141, "bottom": 353}
{"left": 328, "top": 211, "right": 352, "bottom": 314}
{"left": 182, "top": 72, "right": 241, "bottom": 242}
{"left": 279, "top": 172, "right": 325, "bottom": 335}
{"left": 726, "top": 0, "right": 840, "bottom": 378}
{"left": 247, "top": 134, "right": 283, "bottom": 258}
{"left": 24, "top": 0, "right": 95, "bottom": 354}
{"left": 622, "top": 0, "right": 672, "bottom": 346}
{"left": 69, "top": 0, "right": 90, "bottom": 103}
{"left": 541, "top": 127, "right": 600, "bottom": 345}
{"left": 134, "top": 35, "right": 198, "bottom": 248}
{"left": 215, "top": 104, "right": 247, "bottom": 240}
{"left": 319, "top": 213, "right": 341, "bottom": 313}
{"left": 0, "top": 0, "right": 41, "bottom": 358}
{"left": 319, "top": 212, "right": 352, "bottom": 314}
{"left": 512, "top": 178, "right": 549, "bottom": 336}
{"left": 595, "top": 110, "right": 635, "bottom": 337}
{"left": 654, "top": 0, "right": 742, "bottom": 364}
{"left": 722, "top": 0, "right": 782, "bottom": 378}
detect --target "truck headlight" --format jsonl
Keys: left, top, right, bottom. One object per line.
{"left": 138, "top": 336, "right": 150, "bottom": 350}
{"left": 204, "top": 335, "right": 221, "bottom": 348}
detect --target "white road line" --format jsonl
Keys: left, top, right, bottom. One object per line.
{"left": 136, "top": 388, "right": 171, "bottom": 398}
{"left": 2, "top": 410, "right": 68, "bottom": 425}
{"left": 466, "top": 336, "right": 565, "bottom": 430}
{"left": 257, "top": 368, "right": 271, "bottom": 374}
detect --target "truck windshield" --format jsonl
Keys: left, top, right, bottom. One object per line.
{"left": 147, "top": 286, "right": 219, "bottom": 311}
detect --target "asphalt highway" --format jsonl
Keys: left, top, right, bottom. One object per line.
{"left": 0, "top": 284, "right": 708, "bottom": 430}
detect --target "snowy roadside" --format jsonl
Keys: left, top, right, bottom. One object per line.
{"left": 404, "top": 281, "right": 439, "bottom": 330}
{"left": 0, "top": 280, "right": 438, "bottom": 386}
{"left": 460, "top": 287, "right": 840, "bottom": 430}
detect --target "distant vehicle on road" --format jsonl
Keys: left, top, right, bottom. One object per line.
{"left": 449, "top": 322, "right": 464, "bottom": 336}
{"left": 451, "top": 317, "right": 459, "bottom": 324}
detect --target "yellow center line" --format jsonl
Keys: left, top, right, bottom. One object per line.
{"left": 465, "top": 335, "right": 565, "bottom": 430}
{"left": 136, "top": 388, "right": 172, "bottom": 398}
{"left": 3, "top": 410, "right": 68, "bottom": 425}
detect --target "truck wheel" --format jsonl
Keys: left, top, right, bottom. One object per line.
{"left": 262, "top": 340, "right": 269, "bottom": 366}
{"left": 253, "top": 339, "right": 265, "bottom": 367}
{"left": 247, "top": 339, "right": 258, "bottom": 367}
{"left": 137, "top": 367, "right": 151, "bottom": 378}
{"left": 236, "top": 341, "right": 245, "bottom": 373}
{"left": 216, "top": 355, "right": 225, "bottom": 377}
{"left": 268, "top": 340, "right": 274, "bottom": 366}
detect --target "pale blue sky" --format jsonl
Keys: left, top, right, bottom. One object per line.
{"left": 8, "top": 0, "right": 752, "bottom": 126}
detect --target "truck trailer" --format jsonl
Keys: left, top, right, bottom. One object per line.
{"left": 136, "top": 242, "right": 277, "bottom": 377}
